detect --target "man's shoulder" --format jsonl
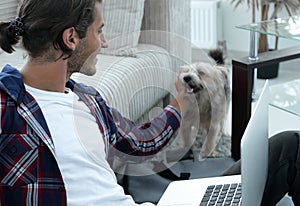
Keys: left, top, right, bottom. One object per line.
{"left": 0, "top": 64, "right": 22, "bottom": 81}
{"left": 0, "top": 64, "right": 24, "bottom": 100}
{"left": 67, "top": 78, "right": 101, "bottom": 97}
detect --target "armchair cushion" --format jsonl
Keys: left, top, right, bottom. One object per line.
{"left": 101, "top": 0, "right": 145, "bottom": 57}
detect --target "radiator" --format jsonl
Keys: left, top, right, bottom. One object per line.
{"left": 191, "top": 0, "right": 223, "bottom": 49}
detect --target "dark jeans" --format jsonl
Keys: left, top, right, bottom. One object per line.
{"left": 223, "top": 131, "right": 300, "bottom": 206}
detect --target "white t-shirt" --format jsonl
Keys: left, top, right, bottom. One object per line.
{"left": 25, "top": 85, "right": 154, "bottom": 206}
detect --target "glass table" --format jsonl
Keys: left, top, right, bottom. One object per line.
{"left": 238, "top": 16, "right": 300, "bottom": 98}
{"left": 236, "top": 16, "right": 300, "bottom": 42}
{"left": 231, "top": 16, "right": 300, "bottom": 160}
{"left": 268, "top": 79, "right": 300, "bottom": 142}
{"left": 270, "top": 78, "right": 300, "bottom": 116}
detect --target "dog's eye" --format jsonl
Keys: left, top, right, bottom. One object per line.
{"left": 198, "top": 71, "right": 205, "bottom": 76}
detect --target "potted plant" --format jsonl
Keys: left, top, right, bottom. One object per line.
{"left": 231, "top": 0, "right": 300, "bottom": 78}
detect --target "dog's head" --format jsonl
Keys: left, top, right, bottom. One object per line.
{"left": 179, "top": 62, "right": 230, "bottom": 95}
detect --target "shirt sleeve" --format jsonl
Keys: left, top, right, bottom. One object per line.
{"left": 110, "top": 105, "right": 182, "bottom": 159}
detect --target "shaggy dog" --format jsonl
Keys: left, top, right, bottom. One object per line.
{"left": 179, "top": 55, "right": 231, "bottom": 159}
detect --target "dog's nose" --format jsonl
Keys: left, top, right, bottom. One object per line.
{"left": 183, "top": 76, "right": 192, "bottom": 82}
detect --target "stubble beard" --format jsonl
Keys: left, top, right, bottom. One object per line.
{"left": 67, "top": 39, "right": 97, "bottom": 77}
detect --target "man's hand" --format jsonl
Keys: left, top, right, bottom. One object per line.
{"left": 175, "top": 68, "right": 189, "bottom": 94}
{"left": 170, "top": 69, "right": 197, "bottom": 116}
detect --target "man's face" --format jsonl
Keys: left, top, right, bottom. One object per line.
{"left": 68, "top": 1, "right": 106, "bottom": 76}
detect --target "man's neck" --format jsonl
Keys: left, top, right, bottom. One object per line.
{"left": 21, "top": 59, "right": 69, "bottom": 93}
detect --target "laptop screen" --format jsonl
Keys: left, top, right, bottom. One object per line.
{"left": 241, "top": 80, "right": 269, "bottom": 206}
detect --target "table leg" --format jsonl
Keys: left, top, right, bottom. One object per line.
{"left": 249, "top": 30, "right": 259, "bottom": 100}
{"left": 231, "top": 62, "right": 254, "bottom": 160}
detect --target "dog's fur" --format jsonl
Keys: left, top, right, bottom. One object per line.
{"left": 179, "top": 52, "right": 230, "bottom": 158}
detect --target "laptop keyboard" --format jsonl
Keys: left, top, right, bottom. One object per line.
{"left": 199, "top": 183, "right": 242, "bottom": 206}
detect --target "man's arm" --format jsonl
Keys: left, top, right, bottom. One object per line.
{"left": 110, "top": 70, "right": 196, "bottom": 160}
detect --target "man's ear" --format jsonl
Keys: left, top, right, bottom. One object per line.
{"left": 62, "top": 27, "right": 78, "bottom": 51}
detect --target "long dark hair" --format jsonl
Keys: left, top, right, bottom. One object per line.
{"left": 0, "top": 0, "right": 101, "bottom": 58}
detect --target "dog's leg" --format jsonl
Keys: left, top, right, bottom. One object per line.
{"left": 180, "top": 117, "right": 194, "bottom": 148}
{"left": 200, "top": 124, "right": 222, "bottom": 158}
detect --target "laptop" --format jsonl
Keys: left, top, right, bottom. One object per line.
{"left": 157, "top": 80, "right": 269, "bottom": 206}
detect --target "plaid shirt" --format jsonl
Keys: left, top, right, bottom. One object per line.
{"left": 0, "top": 65, "right": 181, "bottom": 206}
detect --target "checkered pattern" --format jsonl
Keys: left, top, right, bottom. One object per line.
{"left": 0, "top": 65, "right": 181, "bottom": 205}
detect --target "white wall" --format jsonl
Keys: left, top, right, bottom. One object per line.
{"left": 221, "top": 0, "right": 300, "bottom": 52}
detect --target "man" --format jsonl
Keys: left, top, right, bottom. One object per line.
{"left": 0, "top": 0, "right": 194, "bottom": 205}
